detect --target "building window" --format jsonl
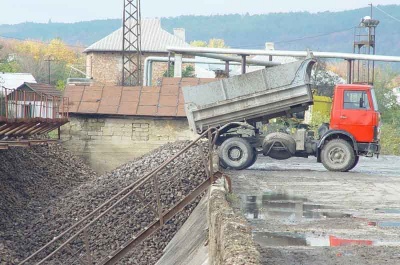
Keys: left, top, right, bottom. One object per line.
{"left": 343, "top": 91, "right": 370, "bottom": 110}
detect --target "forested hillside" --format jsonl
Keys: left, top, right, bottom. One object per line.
{"left": 0, "top": 5, "right": 399, "bottom": 54}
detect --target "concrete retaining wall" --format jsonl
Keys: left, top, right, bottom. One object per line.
{"left": 208, "top": 183, "right": 261, "bottom": 265}
{"left": 61, "top": 115, "right": 195, "bottom": 173}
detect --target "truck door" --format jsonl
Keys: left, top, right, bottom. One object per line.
{"left": 339, "top": 90, "right": 375, "bottom": 143}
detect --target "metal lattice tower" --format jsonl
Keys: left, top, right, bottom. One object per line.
{"left": 122, "top": 0, "right": 142, "bottom": 86}
{"left": 351, "top": 5, "right": 379, "bottom": 85}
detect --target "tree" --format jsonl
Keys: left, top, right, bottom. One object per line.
{"left": 13, "top": 38, "right": 84, "bottom": 88}
{"left": 0, "top": 40, "right": 19, "bottom": 73}
{"left": 372, "top": 66, "right": 400, "bottom": 155}
{"left": 190, "top": 38, "right": 228, "bottom": 48}
{"left": 373, "top": 66, "right": 400, "bottom": 125}
{"left": 163, "top": 65, "right": 195, "bottom": 78}
{"left": 190, "top": 40, "right": 208, "bottom": 47}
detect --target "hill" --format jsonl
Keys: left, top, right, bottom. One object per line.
{"left": 0, "top": 5, "right": 400, "bottom": 55}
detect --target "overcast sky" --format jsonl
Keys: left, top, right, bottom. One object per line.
{"left": 0, "top": 0, "right": 399, "bottom": 24}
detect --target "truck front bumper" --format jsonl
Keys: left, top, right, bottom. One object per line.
{"left": 357, "top": 142, "right": 380, "bottom": 157}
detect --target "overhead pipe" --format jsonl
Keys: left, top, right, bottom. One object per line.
{"left": 190, "top": 53, "right": 280, "bottom": 67}
{"left": 167, "top": 46, "right": 400, "bottom": 63}
{"left": 144, "top": 57, "right": 243, "bottom": 86}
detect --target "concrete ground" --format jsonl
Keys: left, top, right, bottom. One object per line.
{"left": 227, "top": 155, "right": 400, "bottom": 265}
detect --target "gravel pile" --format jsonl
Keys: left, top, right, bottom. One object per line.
{"left": 0, "top": 144, "right": 96, "bottom": 264}
{"left": 2, "top": 141, "right": 209, "bottom": 265}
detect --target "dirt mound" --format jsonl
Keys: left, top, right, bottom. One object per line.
{"left": 2, "top": 141, "right": 208, "bottom": 264}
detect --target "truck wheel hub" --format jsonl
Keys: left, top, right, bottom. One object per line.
{"left": 228, "top": 147, "right": 243, "bottom": 161}
{"left": 329, "top": 147, "right": 345, "bottom": 164}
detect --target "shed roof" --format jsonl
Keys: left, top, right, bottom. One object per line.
{"left": 17, "top": 82, "right": 63, "bottom": 97}
{"left": 84, "top": 19, "right": 189, "bottom": 53}
{"left": 64, "top": 78, "right": 217, "bottom": 117}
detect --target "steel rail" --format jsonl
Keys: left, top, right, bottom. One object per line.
{"left": 100, "top": 172, "right": 223, "bottom": 265}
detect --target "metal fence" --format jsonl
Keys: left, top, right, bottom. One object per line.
{"left": 0, "top": 87, "right": 69, "bottom": 121}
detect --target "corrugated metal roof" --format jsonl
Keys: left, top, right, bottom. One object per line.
{"left": 64, "top": 78, "right": 217, "bottom": 117}
{"left": 85, "top": 19, "right": 189, "bottom": 53}
{"left": 21, "top": 83, "right": 63, "bottom": 97}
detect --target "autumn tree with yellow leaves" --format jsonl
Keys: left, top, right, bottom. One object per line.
{"left": 0, "top": 38, "right": 85, "bottom": 89}
{"left": 190, "top": 38, "right": 228, "bottom": 48}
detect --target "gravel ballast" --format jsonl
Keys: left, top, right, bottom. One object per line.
{"left": 1, "top": 141, "right": 209, "bottom": 264}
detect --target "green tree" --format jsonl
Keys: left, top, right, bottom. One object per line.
{"left": 163, "top": 65, "right": 195, "bottom": 78}
{"left": 373, "top": 66, "right": 400, "bottom": 155}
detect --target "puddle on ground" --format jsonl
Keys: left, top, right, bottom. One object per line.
{"left": 253, "top": 232, "right": 400, "bottom": 248}
{"left": 243, "top": 191, "right": 350, "bottom": 221}
{"left": 375, "top": 208, "right": 400, "bottom": 214}
{"left": 253, "top": 232, "right": 329, "bottom": 247}
{"left": 368, "top": 221, "right": 400, "bottom": 228}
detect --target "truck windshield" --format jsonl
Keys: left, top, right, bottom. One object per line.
{"left": 371, "top": 89, "right": 379, "bottom": 111}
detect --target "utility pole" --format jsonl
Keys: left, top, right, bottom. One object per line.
{"left": 44, "top": 56, "right": 55, "bottom": 85}
{"left": 122, "top": 0, "right": 142, "bottom": 86}
{"left": 369, "top": 3, "right": 373, "bottom": 18}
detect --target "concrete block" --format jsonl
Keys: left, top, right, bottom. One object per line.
{"left": 139, "top": 136, "right": 149, "bottom": 141}
{"left": 101, "top": 128, "right": 114, "bottom": 136}
{"left": 121, "top": 131, "right": 133, "bottom": 137}
{"left": 88, "top": 131, "right": 101, "bottom": 136}
{"left": 79, "top": 136, "right": 90, "bottom": 141}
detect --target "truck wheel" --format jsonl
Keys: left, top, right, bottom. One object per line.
{"left": 246, "top": 149, "right": 258, "bottom": 169}
{"left": 347, "top": 156, "right": 359, "bottom": 171}
{"left": 321, "top": 139, "right": 356, "bottom": 172}
{"left": 219, "top": 159, "right": 228, "bottom": 169}
{"left": 219, "top": 137, "right": 254, "bottom": 170}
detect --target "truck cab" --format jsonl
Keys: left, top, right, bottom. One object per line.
{"left": 317, "top": 84, "right": 380, "bottom": 171}
{"left": 331, "top": 84, "right": 380, "bottom": 143}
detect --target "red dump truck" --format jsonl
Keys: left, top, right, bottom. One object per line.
{"left": 183, "top": 58, "right": 380, "bottom": 172}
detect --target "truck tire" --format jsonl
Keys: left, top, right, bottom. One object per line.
{"left": 321, "top": 139, "right": 356, "bottom": 172}
{"left": 219, "top": 137, "right": 255, "bottom": 170}
{"left": 263, "top": 132, "right": 296, "bottom": 160}
{"left": 348, "top": 155, "right": 359, "bottom": 171}
{"left": 246, "top": 149, "right": 258, "bottom": 168}
{"left": 219, "top": 159, "right": 228, "bottom": 169}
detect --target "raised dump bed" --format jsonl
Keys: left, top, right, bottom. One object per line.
{"left": 183, "top": 59, "right": 316, "bottom": 133}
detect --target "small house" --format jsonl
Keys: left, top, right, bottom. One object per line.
{"left": 5, "top": 83, "right": 64, "bottom": 119}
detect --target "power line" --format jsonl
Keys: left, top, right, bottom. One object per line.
{"left": 374, "top": 5, "right": 400, "bottom": 23}
{"left": 274, "top": 27, "right": 354, "bottom": 44}
{"left": 231, "top": 27, "right": 354, "bottom": 49}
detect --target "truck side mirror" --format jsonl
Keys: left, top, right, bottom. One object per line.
{"left": 359, "top": 97, "right": 364, "bottom": 108}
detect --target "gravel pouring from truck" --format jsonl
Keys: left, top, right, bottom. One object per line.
{"left": 183, "top": 59, "right": 380, "bottom": 172}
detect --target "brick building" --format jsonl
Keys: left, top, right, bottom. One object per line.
{"left": 84, "top": 19, "right": 189, "bottom": 86}
{"left": 61, "top": 78, "right": 215, "bottom": 173}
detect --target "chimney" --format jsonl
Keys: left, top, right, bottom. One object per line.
{"left": 173, "top": 28, "right": 186, "bottom": 42}
{"left": 265, "top": 42, "right": 275, "bottom": 51}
